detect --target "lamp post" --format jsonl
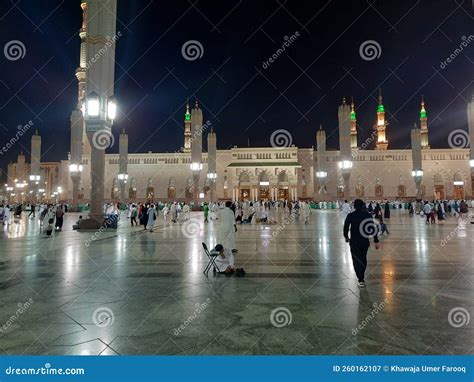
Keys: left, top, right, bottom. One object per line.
{"left": 411, "top": 124, "right": 423, "bottom": 200}
{"left": 81, "top": 0, "right": 118, "bottom": 229}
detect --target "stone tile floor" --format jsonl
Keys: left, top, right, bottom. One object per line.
{"left": 0, "top": 209, "right": 472, "bottom": 355}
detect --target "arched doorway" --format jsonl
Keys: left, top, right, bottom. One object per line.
{"left": 277, "top": 171, "right": 289, "bottom": 200}
{"left": 356, "top": 175, "right": 365, "bottom": 197}
{"left": 146, "top": 178, "right": 154, "bottom": 200}
{"left": 239, "top": 171, "right": 251, "bottom": 201}
{"left": 375, "top": 177, "right": 383, "bottom": 198}
{"left": 453, "top": 172, "right": 465, "bottom": 199}
{"left": 185, "top": 177, "right": 193, "bottom": 198}
{"left": 111, "top": 178, "right": 119, "bottom": 199}
{"left": 398, "top": 176, "right": 406, "bottom": 197}
{"left": 129, "top": 178, "right": 137, "bottom": 199}
{"left": 434, "top": 173, "right": 445, "bottom": 200}
{"left": 258, "top": 171, "right": 271, "bottom": 200}
{"left": 168, "top": 177, "right": 176, "bottom": 198}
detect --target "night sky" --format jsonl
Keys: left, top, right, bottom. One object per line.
{"left": 0, "top": 0, "right": 472, "bottom": 174}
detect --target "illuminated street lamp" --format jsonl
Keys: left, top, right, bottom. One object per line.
{"left": 190, "top": 162, "right": 203, "bottom": 171}
{"left": 411, "top": 170, "right": 424, "bottom": 178}
{"left": 85, "top": 91, "right": 100, "bottom": 118}
{"left": 338, "top": 160, "right": 353, "bottom": 170}
{"left": 107, "top": 96, "right": 117, "bottom": 120}
{"left": 69, "top": 164, "right": 83, "bottom": 173}
{"left": 316, "top": 171, "right": 327, "bottom": 178}
{"left": 207, "top": 172, "right": 217, "bottom": 180}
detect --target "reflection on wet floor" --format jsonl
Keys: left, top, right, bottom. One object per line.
{"left": 0, "top": 209, "right": 472, "bottom": 355}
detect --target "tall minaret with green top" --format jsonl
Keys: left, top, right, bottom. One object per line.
{"left": 350, "top": 97, "right": 357, "bottom": 148}
{"left": 420, "top": 96, "right": 429, "bottom": 149}
{"left": 183, "top": 100, "right": 191, "bottom": 153}
{"left": 375, "top": 89, "right": 388, "bottom": 150}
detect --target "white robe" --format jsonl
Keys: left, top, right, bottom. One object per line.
{"left": 214, "top": 248, "right": 235, "bottom": 271}
{"left": 341, "top": 203, "right": 351, "bottom": 216}
{"left": 218, "top": 207, "right": 236, "bottom": 250}
{"left": 147, "top": 207, "right": 157, "bottom": 230}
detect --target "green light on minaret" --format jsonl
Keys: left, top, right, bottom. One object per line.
{"left": 377, "top": 104, "right": 384, "bottom": 113}
{"left": 350, "top": 110, "right": 356, "bottom": 120}
{"left": 420, "top": 110, "right": 427, "bottom": 119}
{"left": 185, "top": 113, "right": 191, "bottom": 121}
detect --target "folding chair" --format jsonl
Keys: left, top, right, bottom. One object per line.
{"left": 202, "top": 242, "right": 220, "bottom": 276}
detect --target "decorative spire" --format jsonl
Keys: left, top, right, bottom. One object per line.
{"left": 185, "top": 100, "right": 191, "bottom": 121}
{"left": 420, "top": 95, "right": 427, "bottom": 119}
{"left": 342, "top": 97, "right": 346, "bottom": 105}
{"left": 319, "top": 124, "right": 324, "bottom": 130}
{"left": 377, "top": 89, "right": 384, "bottom": 113}
{"left": 413, "top": 123, "right": 418, "bottom": 129}
{"left": 195, "top": 99, "right": 199, "bottom": 109}
{"left": 350, "top": 98, "right": 356, "bottom": 121}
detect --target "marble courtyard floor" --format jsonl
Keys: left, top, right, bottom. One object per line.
{"left": 0, "top": 209, "right": 472, "bottom": 355}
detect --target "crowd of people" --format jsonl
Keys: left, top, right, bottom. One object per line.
{"left": 0, "top": 203, "right": 68, "bottom": 237}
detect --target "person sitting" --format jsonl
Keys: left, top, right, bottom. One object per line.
{"left": 211, "top": 244, "right": 235, "bottom": 275}
{"left": 73, "top": 215, "right": 83, "bottom": 230}
{"left": 235, "top": 211, "right": 244, "bottom": 224}
{"left": 242, "top": 212, "right": 254, "bottom": 224}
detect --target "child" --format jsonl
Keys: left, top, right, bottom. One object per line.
{"left": 73, "top": 215, "right": 83, "bottom": 230}
{"left": 46, "top": 218, "right": 54, "bottom": 237}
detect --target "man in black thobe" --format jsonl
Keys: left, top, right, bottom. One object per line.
{"left": 343, "top": 199, "right": 380, "bottom": 288}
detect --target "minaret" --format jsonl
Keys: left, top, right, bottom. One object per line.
{"left": 338, "top": 97, "right": 352, "bottom": 197}
{"left": 30, "top": 130, "right": 41, "bottom": 203}
{"left": 375, "top": 89, "right": 388, "bottom": 150}
{"left": 70, "top": 109, "right": 84, "bottom": 209}
{"left": 315, "top": 125, "right": 328, "bottom": 199}
{"left": 30, "top": 130, "right": 41, "bottom": 178}
{"left": 191, "top": 100, "right": 203, "bottom": 208}
{"left": 183, "top": 100, "right": 192, "bottom": 153}
{"left": 350, "top": 97, "right": 358, "bottom": 148}
{"left": 420, "top": 96, "right": 429, "bottom": 149}
{"left": 411, "top": 123, "right": 423, "bottom": 199}
{"left": 207, "top": 128, "right": 217, "bottom": 202}
{"left": 77, "top": 1, "right": 90, "bottom": 155}
{"left": 119, "top": 129, "right": 129, "bottom": 201}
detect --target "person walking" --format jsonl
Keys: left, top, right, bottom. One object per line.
{"left": 203, "top": 203, "right": 209, "bottom": 223}
{"left": 383, "top": 201, "right": 390, "bottom": 219}
{"left": 147, "top": 204, "right": 157, "bottom": 232}
{"left": 55, "top": 205, "right": 64, "bottom": 231}
{"left": 343, "top": 199, "right": 380, "bottom": 288}
{"left": 28, "top": 203, "right": 36, "bottom": 218}
{"left": 130, "top": 204, "right": 138, "bottom": 226}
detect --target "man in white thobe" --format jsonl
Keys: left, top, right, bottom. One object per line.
{"left": 341, "top": 200, "right": 351, "bottom": 217}
{"left": 218, "top": 201, "right": 236, "bottom": 252}
{"left": 147, "top": 204, "right": 157, "bottom": 232}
